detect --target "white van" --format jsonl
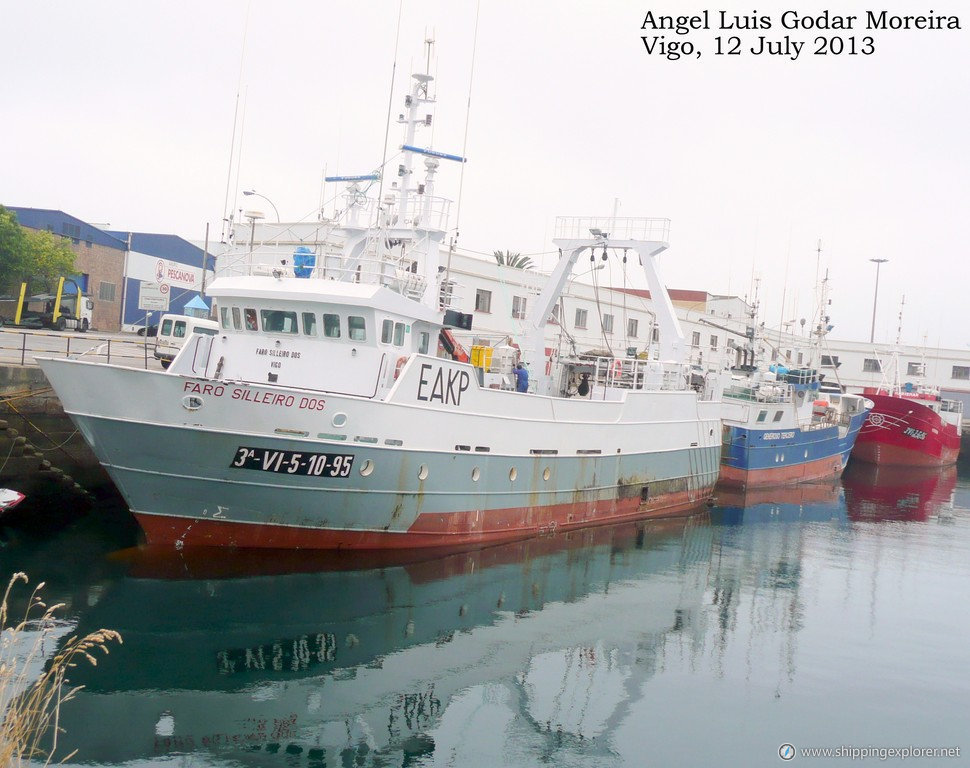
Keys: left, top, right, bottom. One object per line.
{"left": 154, "top": 314, "right": 219, "bottom": 368}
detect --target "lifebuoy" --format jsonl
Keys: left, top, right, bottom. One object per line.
{"left": 394, "top": 356, "right": 408, "bottom": 380}
{"left": 613, "top": 359, "right": 623, "bottom": 377}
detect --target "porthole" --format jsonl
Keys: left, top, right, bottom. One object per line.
{"left": 418, "top": 464, "right": 429, "bottom": 480}
{"left": 542, "top": 467, "right": 551, "bottom": 481}
{"left": 181, "top": 395, "right": 203, "bottom": 411}
{"left": 359, "top": 459, "right": 374, "bottom": 477}
{"left": 331, "top": 412, "right": 348, "bottom": 428}
{"left": 509, "top": 467, "right": 517, "bottom": 482}
{"left": 471, "top": 467, "right": 481, "bottom": 482}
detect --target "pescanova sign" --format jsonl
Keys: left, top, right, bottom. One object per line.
{"left": 127, "top": 251, "right": 201, "bottom": 289}
{"left": 155, "top": 259, "right": 197, "bottom": 288}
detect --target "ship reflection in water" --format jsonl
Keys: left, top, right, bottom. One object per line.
{"left": 842, "top": 461, "right": 958, "bottom": 521}
{"left": 57, "top": 518, "right": 715, "bottom": 765}
{"left": 27, "top": 464, "right": 969, "bottom": 767}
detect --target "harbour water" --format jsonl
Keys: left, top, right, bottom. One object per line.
{"left": 1, "top": 462, "right": 968, "bottom": 767}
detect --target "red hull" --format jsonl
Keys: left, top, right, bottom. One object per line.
{"left": 852, "top": 392, "right": 961, "bottom": 467}
{"left": 718, "top": 454, "right": 845, "bottom": 489}
{"left": 135, "top": 486, "right": 713, "bottom": 550}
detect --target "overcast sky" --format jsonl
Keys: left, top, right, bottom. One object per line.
{"left": 4, "top": 1, "right": 968, "bottom": 348}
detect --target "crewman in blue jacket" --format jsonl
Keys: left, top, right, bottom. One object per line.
{"left": 514, "top": 363, "right": 529, "bottom": 393}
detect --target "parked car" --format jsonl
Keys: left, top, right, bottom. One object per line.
{"left": 154, "top": 314, "right": 219, "bottom": 368}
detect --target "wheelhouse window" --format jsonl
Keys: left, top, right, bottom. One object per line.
{"left": 393, "top": 322, "right": 406, "bottom": 346}
{"left": 381, "top": 319, "right": 394, "bottom": 344}
{"left": 475, "top": 289, "right": 492, "bottom": 313}
{"left": 756, "top": 410, "right": 768, "bottom": 422}
{"left": 773, "top": 410, "right": 784, "bottom": 422}
{"left": 220, "top": 307, "right": 231, "bottom": 329}
{"left": 418, "top": 331, "right": 430, "bottom": 354}
{"left": 575, "top": 308, "right": 588, "bottom": 329}
{"left": 260, "top": 310, "right": 298, "bottom": 333}
{"left": 323, "top": 313, "right": 341, "bottom": 338}
{"left": 231, "top": 307, "right": 242, "bottom": 330}
{"left": 302, "top": 312, "right": 317, "bottom": 336}
{"left": 244, "top": 308, "right": 258, "bottom": 331}
{"left": 863, "top": 358, "right": 881, "bottom": 373}
{"left": 348, "top": 316, "right": 366, "bottom": 341}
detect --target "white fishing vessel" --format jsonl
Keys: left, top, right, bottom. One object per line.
{"left": 38, "top": 69, "right": 722, "bottom": 550}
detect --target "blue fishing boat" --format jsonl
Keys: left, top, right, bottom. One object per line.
{"left": 718, "top": 276, "right": 870, "bottom": 489}
{"left": 719, "top": 365, "right": 870, "bottom": 488}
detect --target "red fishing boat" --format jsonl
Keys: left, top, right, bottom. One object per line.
{"left": 852, "top": 386, "right": 962, "bottom": 467}
{"left": 851, "top": 301, "right": 962, "bottom": 467}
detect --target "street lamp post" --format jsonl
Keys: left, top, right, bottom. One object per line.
{"left": 243, "top": 189, "right": 280, "bottom": 222}
{"left": 869, "top": 258, "right": 889, "bottom": 343}
{"left": 244, "top": 210, "right": 264, "bottom": 271}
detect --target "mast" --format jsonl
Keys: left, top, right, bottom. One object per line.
{"left": 329, "top": 50, "right": 465, "bottom": 312}
{"left": 891, "top": 296, "right": 905, "bottom": 395}
{"left": 810, "top": 269, "right": 832, "bottom": 370}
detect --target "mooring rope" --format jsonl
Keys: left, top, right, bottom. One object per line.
{"left": 2, "top": 397, "right": 80, "bottom": 455}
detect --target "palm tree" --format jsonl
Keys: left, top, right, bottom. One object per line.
{"left": 493, "top": 250, "right": 534, "bottom": 270}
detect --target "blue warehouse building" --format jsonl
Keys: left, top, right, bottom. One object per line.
{"left": 107, "top": 231, "right": 215, "bottom": 331}
{"left": 5, "top": 206, "right": 214, "bottom": 332}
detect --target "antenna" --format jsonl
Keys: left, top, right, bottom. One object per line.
{"left": 445, "top": 0, "right": 482, "bottom": 288}
{"left": 376, "top": 0, "right": 405, "bottom": 213}
{"left": 814, "top": 237, "right": 822, "bottom": 296}
{"left": 424, "top": 31, "right": 435, "bottom": 76}
{"left": 220, "top": 3, "right": 252, "bottom": 242}
{"left": 778, "top": 224, "right": 792, "bottom": 344}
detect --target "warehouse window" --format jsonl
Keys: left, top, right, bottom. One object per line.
{"left": 98, "top": 282, "right": 116, "bottom": 302}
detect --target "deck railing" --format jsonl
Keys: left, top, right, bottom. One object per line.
{"left": 554, "top": 216, "right": 671, "bottom": 243}
{"left": 0, "top": 329, "right": 159, "bottom": 370}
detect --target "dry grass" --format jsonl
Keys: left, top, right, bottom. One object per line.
{"left": 0, "top": 572, "right": 121, "bottom": 766}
